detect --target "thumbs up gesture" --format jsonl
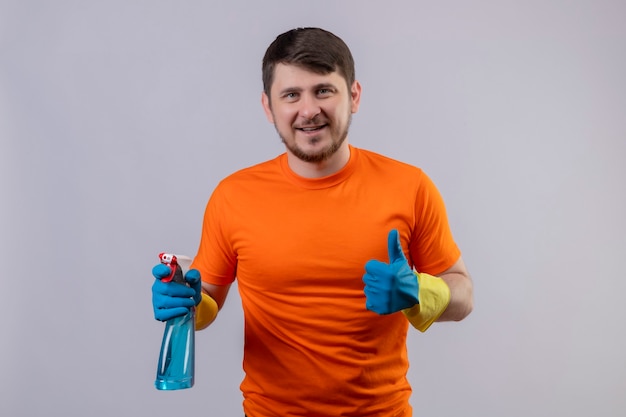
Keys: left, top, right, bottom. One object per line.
{"left": 363, "top": 229, "right": 419, "bottom": 314}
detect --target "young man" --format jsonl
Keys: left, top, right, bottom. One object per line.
{"left": 152, "top": 27, "right": 473, "bottom": 417}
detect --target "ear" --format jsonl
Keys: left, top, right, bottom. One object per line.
{"left": 261, "top": 92, "right": 274, "bottom": 123}
{"left": 350, "top": 80, "right": 362, "bottom": 114}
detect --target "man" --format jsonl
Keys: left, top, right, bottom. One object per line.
{"left": 152, "top": 27, "right": 473, "bottom": 417}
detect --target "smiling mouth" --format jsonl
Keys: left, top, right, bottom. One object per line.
{"left": 296, "top": 125, "right": 327, "bottom": 132}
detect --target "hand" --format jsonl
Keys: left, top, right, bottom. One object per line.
{"left": 152, "top": 264, "right": 203, "bottom": 321}
{"left": 363, "top": 229, "right": 419, "bottom": 314}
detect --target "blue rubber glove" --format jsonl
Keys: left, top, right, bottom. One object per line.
{"left": 363, "top": 229, "right": 419, "bottom": 314}
{"left": 152, "top": 264, "right": 203, "bottom": 321}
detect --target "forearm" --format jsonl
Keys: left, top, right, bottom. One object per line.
{"left": 437, "top": 270, "right": 473, "bottom": 322}
{"left": 195, "top": 282, "right": 232, "bottom": 331}
{"left": 403, "top": 256, "right": 473, "bottom": 332}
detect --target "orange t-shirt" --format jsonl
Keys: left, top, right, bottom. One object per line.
{"left": 191, "top": 146, "right": 460, "bottom": 417}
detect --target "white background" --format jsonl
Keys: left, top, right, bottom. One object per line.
{"left": 1, "top": 1, "right": 625, "bottom": 416}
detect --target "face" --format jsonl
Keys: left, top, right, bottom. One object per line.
{"left": 262, "top": 63, "right": 361, "bottom": 164}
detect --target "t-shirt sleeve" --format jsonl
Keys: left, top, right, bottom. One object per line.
{"left": 409, "top": 171, "right": 461, "bottom": 275}
{"left": 190, "top": 183, "right": 238, "bottom": 286}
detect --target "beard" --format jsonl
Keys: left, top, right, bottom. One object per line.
{"left": 277, "top": 113, "right": 352, "bottom": 164}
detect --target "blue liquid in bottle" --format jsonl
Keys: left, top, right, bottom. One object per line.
{"left": 155, "top": 308, "right": 195, "bottom": 390}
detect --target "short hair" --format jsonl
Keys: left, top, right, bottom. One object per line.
{"left": 262, "top": 27, "right": 356, "bottom": 97}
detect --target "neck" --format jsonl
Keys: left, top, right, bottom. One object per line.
{"left": 286, "top": 141, "right": 351, "bottom": 179}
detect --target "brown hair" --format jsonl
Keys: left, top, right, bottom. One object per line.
{"left": 262, "top": 27, "right": 355, "bottom": 97}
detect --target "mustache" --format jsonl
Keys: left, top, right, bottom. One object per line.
{"left": 294, "top": 115, "right": 329, "bottom": 128}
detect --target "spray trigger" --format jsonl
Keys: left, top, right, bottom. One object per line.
{"left": 158, "top": 252, "right": 184, "bottom": 284}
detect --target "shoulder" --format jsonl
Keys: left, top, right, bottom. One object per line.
{"left": 217, "top": 155, "right": 284, "bottom": 189}
{"left": 353, "top": 148, "right": 445, "bottom": 202}
{"left": 355, "top": 147, "right": 425, "bottom": 179}
{"left": 207, "top": 154, "right": 289, "bottom": 208}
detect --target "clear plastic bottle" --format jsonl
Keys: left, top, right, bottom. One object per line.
{"left": 155, "top": 254, "right": 195, "bottom": 390}
{"left": 155, "top": 309, "right": 195, "bottom": 390}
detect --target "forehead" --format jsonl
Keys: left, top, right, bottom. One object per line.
{"left": 270, "top": 63, "right": 346, "bottom": 93}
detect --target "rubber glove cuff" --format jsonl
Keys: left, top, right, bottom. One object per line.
{"left": 403, "top": 272, "right": 451, "bottom": 332}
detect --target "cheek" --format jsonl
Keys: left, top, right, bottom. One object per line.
{"left": 273, "top": 108, "right": 296, "bottom": 126}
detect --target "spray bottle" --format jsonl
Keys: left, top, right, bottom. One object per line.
{"left": 154, "top": 253, "right": 195, "bottom": 390}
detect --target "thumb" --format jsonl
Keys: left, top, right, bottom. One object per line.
{"left": 152, "top": 263, "right": 172, "bottom": 280}
{"left": 387, "top": 229, "right": 406, "bottom": 264}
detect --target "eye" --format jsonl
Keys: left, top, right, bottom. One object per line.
{"left": 317, "top": 88, "right": 333, "bottom": 97}
{"left": 282, "top": 91, "right": 299, "bottom": 101}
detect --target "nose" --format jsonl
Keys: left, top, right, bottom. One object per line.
{"left": 298, "top": 93, "right": 321, "bottom": 121}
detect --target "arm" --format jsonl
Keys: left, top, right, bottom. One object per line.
{"left": 400, "top": 257, "right": 472, "bottom": 331}
{"left": 201, "top": 281, "right": 232, "bottom": 310}
{"left": 436, "top": 256, "right": 473, "bottom": 322}
{"left": 196, "top": 281, "right": 233, "bottom": 330}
